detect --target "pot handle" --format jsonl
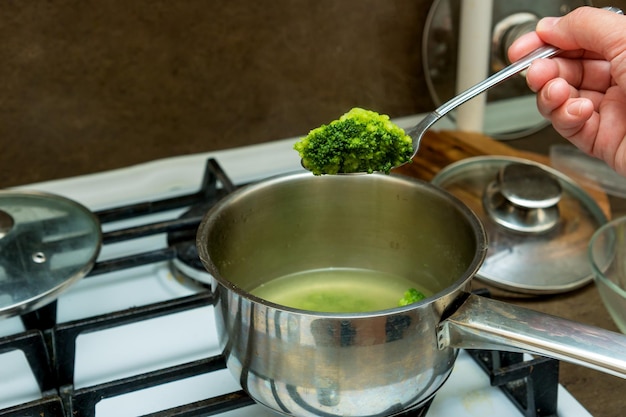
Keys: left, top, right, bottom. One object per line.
{"left": 437, "top": 293, "right": 626, "bottom": 379}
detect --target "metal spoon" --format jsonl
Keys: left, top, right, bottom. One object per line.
{"left": 300, "top": 7, "right": 621, "bottom": 174}
{"left": 299, "top": 43, "right": 555, "bottom": 174}
{"left": 405, "top": 6, "right": 623, "bottom": 163}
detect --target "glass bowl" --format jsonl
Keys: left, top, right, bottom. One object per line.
{"left": 589, "top": 216, "right": 626, "bottom": 333}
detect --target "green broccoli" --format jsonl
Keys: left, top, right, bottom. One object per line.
{"left": 293, "top": 107, "right": 413, "bottom": 175}
{"left": 398, "top": 288, "right": 426, "bottom": 306}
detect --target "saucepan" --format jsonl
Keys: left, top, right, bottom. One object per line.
{"left": 196, "top": 172, "right": 626, "bottom": 417}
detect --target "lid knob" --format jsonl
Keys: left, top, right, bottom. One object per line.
{"left": 483, "top": 163, "right": 562, "bottom": 233}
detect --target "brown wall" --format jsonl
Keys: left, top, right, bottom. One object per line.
{"left": 1, "top": 0, "right": 623, "bottom": 187}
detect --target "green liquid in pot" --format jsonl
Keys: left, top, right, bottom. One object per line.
{"left": 250, "top": 268, "right": 432, "bottom": 313}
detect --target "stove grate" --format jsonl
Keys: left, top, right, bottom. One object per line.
{"left": 467, "top": 348, "right": 560, "bottom": 417}
{"left": 65, "top": 355, "right": 237, "bottom": 417}
{"left": 95, "top": 158, "right": 235, "bottom": 224}
{"left": 0, "top": 158, "right": 230, "bottom": 417}
{"left": 1, "top": 396, "right": 65, "bottom": 417}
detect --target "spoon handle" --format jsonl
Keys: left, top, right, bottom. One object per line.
{"left": 435, "top": 45, "right": 559, "bottom": 117}
{"left": 406, "top": 43, "right": 562, "bottom": 145}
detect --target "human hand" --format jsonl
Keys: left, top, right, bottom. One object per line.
{"left": 508, "top": 6, "right": 626, "bottom": 175}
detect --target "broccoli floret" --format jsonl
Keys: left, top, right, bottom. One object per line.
{"left": 293, "top": 107, "right": 413, "bottom": 175}
{"left": 398, "top": 288, "right": 426, "bottom": 306}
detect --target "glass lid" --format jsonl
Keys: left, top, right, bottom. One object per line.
{"left": 432, "top": 156, "right": 608, "bottom": 294}
{"left": 0, "top": 190, "right": 101, "bottom": 317}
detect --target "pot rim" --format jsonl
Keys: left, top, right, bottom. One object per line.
{"left": 196, "top": 172, "right": 488, "bottom": 318}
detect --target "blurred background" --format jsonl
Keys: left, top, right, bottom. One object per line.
{"left": 1, "top": 0, "right": 624, "bottom": 187}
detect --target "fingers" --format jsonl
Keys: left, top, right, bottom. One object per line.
{"left": 507, "top": 31, "right": 544, "bottom": 63}
{"left": 534, "top": 78, "right": 596, "bottom": 151}
{"left": 524, "top": 59, "right": 559, "bottom": 92}
{"left": 539, "top": 79, "right": 597, "bottom": 127}
{"left": 536, "top": 78, "right": 571, "bottom": 117}
{"left": 525, "top": 58, "right": 612, "bottom": 93}
{"left": 537, "top": 78, "right": 592, "bottom": 123}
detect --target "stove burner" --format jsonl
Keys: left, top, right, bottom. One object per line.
{"left": 163, "top": 157, "right": 238, "bottom": 289}
{"left": 168, "top": 202, "right": 217, "bottom": 288}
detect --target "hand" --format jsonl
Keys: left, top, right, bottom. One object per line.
{"left": 508, "top": 6, "right": 626, "bottom": 175}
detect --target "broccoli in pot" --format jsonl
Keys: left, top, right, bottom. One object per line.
{"left": 398, "top": 288, "right": 426, "bottom": 306}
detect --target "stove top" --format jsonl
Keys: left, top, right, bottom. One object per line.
{"left": 0, "top": 133, "right": 592, "bottom": 416}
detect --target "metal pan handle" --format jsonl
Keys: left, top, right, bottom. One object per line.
{"left": 438, "top": 293, "right": 626, "bottom": 379}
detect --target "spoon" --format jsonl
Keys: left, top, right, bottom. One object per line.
{"left": 299, "top": 7, "right": 622, "bottom": 175}
{"left": 405, "top": 6, "right": 623, "bottom": 162}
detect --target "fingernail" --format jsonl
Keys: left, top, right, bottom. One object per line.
{"left": 567, "top": 100, "right": 583, "bottom": 116}
{"left": 537, "top": 16, "right": 560, "bottom": 32}
{"left": 544, "top": 81, "right": 556, "bottom": 100}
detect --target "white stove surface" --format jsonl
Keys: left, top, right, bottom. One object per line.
{"left": 0, "top": 119, "right": 592, "bottom": 416}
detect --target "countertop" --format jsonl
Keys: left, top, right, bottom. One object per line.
{"left": 506, "top": 141, "right": 626, "bottom": 417}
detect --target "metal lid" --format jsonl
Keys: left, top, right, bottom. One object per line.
{"left": 0, "top": 190, "right": 101, "bottom": 317}
{"left": 432, "top": 156, "right": 607, "bottom": 294}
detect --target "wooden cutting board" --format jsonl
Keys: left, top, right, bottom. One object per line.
{"left": 391, "top": 129, "right": 611, "bottom": 218}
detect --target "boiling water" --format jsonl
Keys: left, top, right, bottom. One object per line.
{"left": 250, "top": 268, "right": 432, "bottom": 313}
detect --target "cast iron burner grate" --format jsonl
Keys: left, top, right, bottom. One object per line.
{"left": 0, "top": 159, "right": 559, "bottom": 417}
{"left": 467, "top": 348, "right": 559, "bottom": 417}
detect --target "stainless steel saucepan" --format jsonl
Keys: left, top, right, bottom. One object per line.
{"left": 196, "top": 172, "right": 626, "bottom": 417}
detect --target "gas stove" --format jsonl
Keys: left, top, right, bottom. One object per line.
{"left": 0, "top": 126, "right": 592, "bottom": 416}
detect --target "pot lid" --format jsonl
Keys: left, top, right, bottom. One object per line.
{"left": 0, "top": 190, "right": 101, "bottom": 317}
{"left": 432, "top": 156, "right": 607, "bottom": 294}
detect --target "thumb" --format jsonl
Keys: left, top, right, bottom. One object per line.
{"left": 536, "top": 7, "right": 625, "bottom": 60}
